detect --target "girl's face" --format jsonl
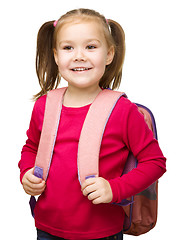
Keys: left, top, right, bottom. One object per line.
{"left": 54, "top": 20, "right": 114, "bottom": 90}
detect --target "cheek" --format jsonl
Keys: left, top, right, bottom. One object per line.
{"left": 93, "top": 50, "right": 108, "bottom": 66}
{"left": 56, "top": 54, "right": 70, "bottom": 71}
{"left": 93, "top": 53, "right": 107, "bottom": 73}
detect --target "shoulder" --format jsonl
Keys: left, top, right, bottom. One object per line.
{"left": 109, "top": 90, "right": 147, "bottom": 134}
{"left": 111, "top": 90, "right": 138, "bottom": 117}
{"left": 33, "top": 94, "right": 47, "bottom": 111}
{"left": 105, "top": 90, "right": 141, "bottom": 132}
{"left": 32, "top": 94, "right": 47, "bottom": 120}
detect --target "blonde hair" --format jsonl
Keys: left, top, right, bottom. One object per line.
{"left": 34, "top": 8, "right": 125, "bottom": 100}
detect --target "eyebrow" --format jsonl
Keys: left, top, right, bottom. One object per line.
{"left": 59, "top": 39, "right": 101, "bottom": 45}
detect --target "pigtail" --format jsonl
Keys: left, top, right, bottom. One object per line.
{"left": 100, "top": 19, "right": 125, "bottom": 90}
{"left": 33, "top": 21, "right": 60, "bottom": 101}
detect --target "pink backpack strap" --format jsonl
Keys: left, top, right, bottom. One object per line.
{"left": 30, "top": 87, "right": 67, "bottom": 217}
{"left": 34, "top": 87, "right": 67, "bottom": 180}
{"left": 77, "top": 89, "right": 126, "bottom": 185}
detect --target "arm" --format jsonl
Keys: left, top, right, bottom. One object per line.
{"left": 18, "top": 95, "right": 47, "bottom": 194}
{"left": 109, "top": 103, "right": 166, "bottom": 203}
{"left": 82, "top": 102, "right": 166, "bottom": 204}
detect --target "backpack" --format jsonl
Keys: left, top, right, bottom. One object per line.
{"left": 30, "top": 87, "right": 158, "bottom": 236}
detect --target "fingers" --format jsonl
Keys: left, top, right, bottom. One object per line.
{"left": 87, "top": 191, "right": 103, "bottom": 205}
{"left": 82, "top": 177, "right": 96, "bottom": 196}
{"left": 81, "top": 177, "right": 113, "bottom": 204}
{"left": 24, "top": 181, "right": 46, "bottom": 196}
{"left": 22, "top": 168, "right": 46, "bottom": 196}
{"left": 25, "top": 168, "right": 43, "bottom": 184}
{"left": 82, "top": 178, "right": 101, "bottom": 204}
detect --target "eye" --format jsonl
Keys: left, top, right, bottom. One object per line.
{"left": 86, "top": 45, "right": 96, "bottom": 50}
{"left": 63, "top": 46, "right": 73, "bottom": 50}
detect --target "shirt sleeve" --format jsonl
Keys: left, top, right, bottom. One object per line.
{"left": 18, "top": 95, "right": 46, "bottom": 183}
{"left": 109, "top": 102, "right": 166, "bottom": 203}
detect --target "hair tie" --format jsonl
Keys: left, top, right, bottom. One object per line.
{"left": 53, "top": 20, "right": 58, "bottom": 27}
{"left": 105, "top": 18, "right": 111, "bottom": 33}
{"left": 105, "top": 18, "right": 109, "bottom": 25}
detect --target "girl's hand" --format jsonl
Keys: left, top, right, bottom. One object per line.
{"left": 81, "top": 177, "right": 113, "bottom": 204}
{"left": 22, "top": 168, "right": 46, "bottom": 196}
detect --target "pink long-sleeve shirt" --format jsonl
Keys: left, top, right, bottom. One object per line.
{"left": 19, "top": 92, "right": 166, "bottom": 239}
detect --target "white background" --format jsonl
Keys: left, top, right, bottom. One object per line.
{"left": 0, "top": 0, "right": 181, "bottom": 239}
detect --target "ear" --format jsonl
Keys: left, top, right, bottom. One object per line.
{"left": 53, "top": 48, "right": 58, "bottom": 65}
{"left": 106, "top": 46, "right": 115, "bottom": 65}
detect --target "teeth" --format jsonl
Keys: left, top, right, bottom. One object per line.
{"left": 72, "top": 68, "right": 89, "bottom": 71}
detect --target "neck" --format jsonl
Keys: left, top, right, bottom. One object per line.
{"left": 63, "top": 85, "right": 102, "bottom": 107}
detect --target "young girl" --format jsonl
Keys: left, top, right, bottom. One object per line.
{"left": 19, "top": 8, "right": 166, "bottom": 240}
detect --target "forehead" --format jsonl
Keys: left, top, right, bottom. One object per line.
{"left": 56, "top": 19, "right": 106, "bottom": 43}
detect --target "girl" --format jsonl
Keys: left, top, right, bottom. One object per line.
{"left": 19, "top": 8, "right": 166, "bottom": 240}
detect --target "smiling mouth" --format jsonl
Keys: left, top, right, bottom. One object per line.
{"left": 71, "top": 67, "right": 92, "bottom": 72}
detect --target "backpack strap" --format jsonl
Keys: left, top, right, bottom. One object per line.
{"left": 34, "top": 87, "right": 67, "bottom": 180}
{"left": 77, "top": 89, "right": 126, "bottom": 185}
{"left": 29, "top": 87, "right": 67, "bottom": 217}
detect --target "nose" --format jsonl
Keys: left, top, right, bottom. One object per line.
{"left": 73, "top": 48, "right": 86, "bottom": 62}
